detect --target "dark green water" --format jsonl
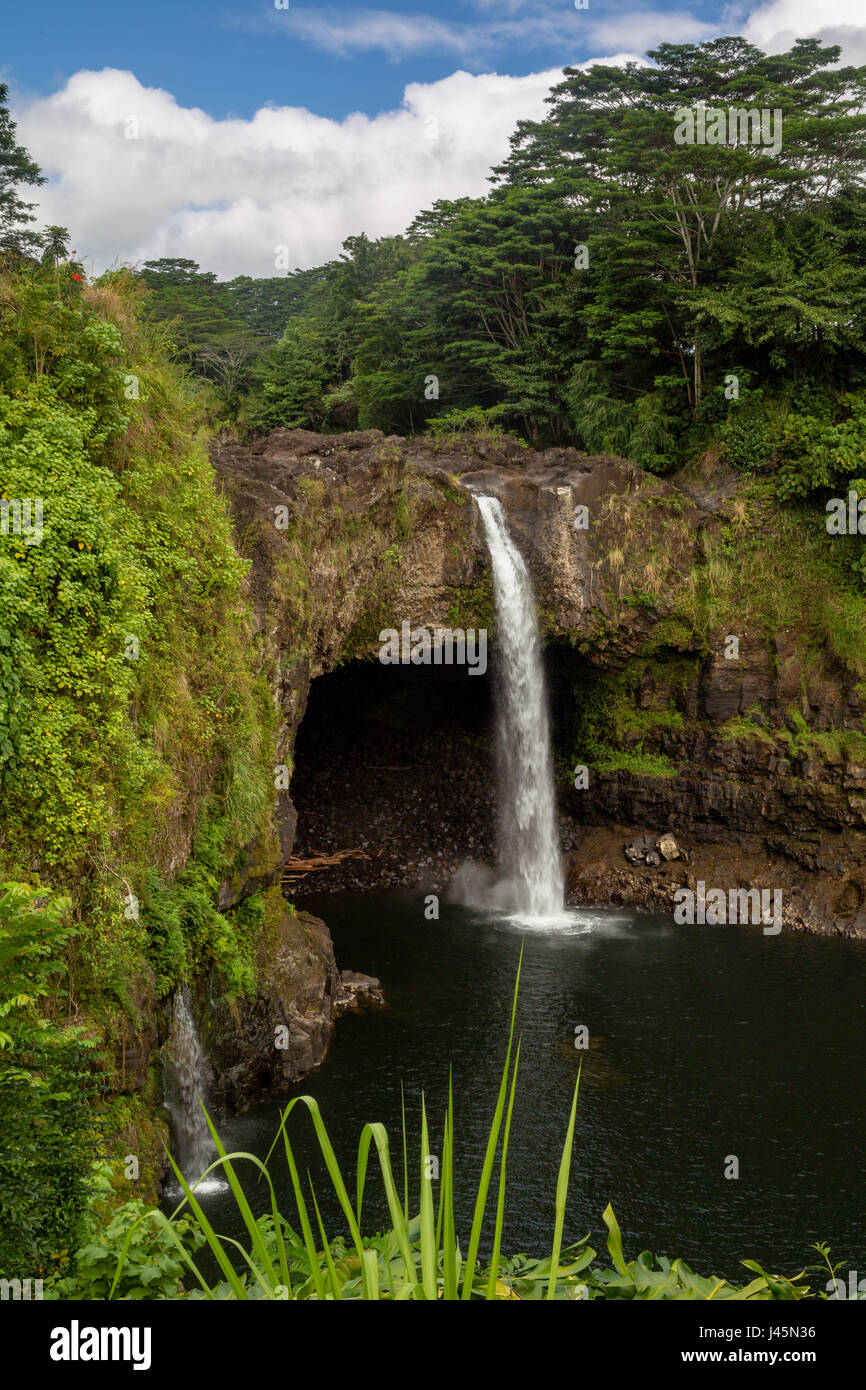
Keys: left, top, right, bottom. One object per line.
{"left": 185, "top": 891, "right": 866, "bottom": 1282}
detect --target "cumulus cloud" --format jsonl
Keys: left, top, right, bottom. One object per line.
{"left": 14, "top": 63, "right": 621, "bottom": 277}
{"left": 737, "top": 0, "right": 866, "bottom": 64}
{"left": 583, "top": 9, "right": 715, "bottom": 53}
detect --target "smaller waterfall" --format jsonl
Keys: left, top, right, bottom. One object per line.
{"left": 474, "top": 494, "right": 565, "bottom": 923}
{"left": 165, "top": 989, "right": 214, "bottom": 1184}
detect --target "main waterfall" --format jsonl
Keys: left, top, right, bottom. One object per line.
{"left": 475, "top": 495, "right": 565, "bottom": 923}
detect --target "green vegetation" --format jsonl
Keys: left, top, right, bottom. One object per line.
{"left": 0, "top": 883, "right": 99, "bottom": 1277}
{"left": 46, "top": 1163, "right": 205, "bottom": 1300}
{"left": 720, "top": 716, "right": 777, "bottom": 747}
{"left": 143, "top": 43, "right": 866, "bottom": 485}
{"left": 722, "top": 709, "right": 866, "bottom": 766}
{"left": 586, "top": 748, "right": 678, "bottom": 779}
{"left": 137, "top": 258, "right": 303, "bottom": 415}
{"left": 560, "top": 662, "right": 687, "bottom": 781}
{"left": 0, "top": 255, "right": 276, "bottom": 991}
{"left": 0, "top": 91, "right": 284, "bottom": 1276}
{"left": 445, "top": 574, "right": 496, "bottom": 634}
{"left": 671, "top": 490, "right": 866, "bottom": 667}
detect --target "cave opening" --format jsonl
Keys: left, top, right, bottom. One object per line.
{"left": 290, "top": 657, "right": 497, "bottom": 893}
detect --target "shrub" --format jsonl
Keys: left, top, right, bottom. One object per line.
{"left": 0, "top": 883, "right": 99, "bottom": 1276}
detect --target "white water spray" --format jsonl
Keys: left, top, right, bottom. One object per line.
{"left": 165, "top": 988, "right": 214, "bottom": 1184}
{"left": 475, "top": 495, "right": 565, "bottom": 922}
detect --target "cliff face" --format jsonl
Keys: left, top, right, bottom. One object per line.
{"left": 212, "top": 426, "right": 866, "bottom": 950}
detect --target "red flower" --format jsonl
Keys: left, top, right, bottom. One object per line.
{"left": 72, "top": 273, "right": 83, "bottom": 281}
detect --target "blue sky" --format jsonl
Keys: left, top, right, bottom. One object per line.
{"left": 4, "top": 0, "right": 864, "bottom": 277}
{"left": 5, "top": 0, "right": 729, "bottom": 120}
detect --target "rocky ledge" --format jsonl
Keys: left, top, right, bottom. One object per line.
{"left": 566, "top": 826, "right": 866, "bottom": 937}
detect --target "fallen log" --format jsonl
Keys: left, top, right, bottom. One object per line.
{"left": 281, "top": 846, "right": 370, "bottom": 883}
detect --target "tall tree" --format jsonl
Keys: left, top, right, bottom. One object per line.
{"left": 40, "top": 224, "right": 71, "bottom": 295}
{"left": 0, "top": 83, "right": 45, "bottom": 254}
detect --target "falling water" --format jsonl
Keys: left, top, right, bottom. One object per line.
{"left": 475, "top": 495, "right": 565, "bottom": 922}
{"left": 165, "top": 988, "right": 214, "bottom": 1184}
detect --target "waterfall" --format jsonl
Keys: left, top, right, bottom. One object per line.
{"left": 164, "top": 988, "right": 214, "bottom": 1184}
{"left": 475, "top": 495, "right": 565, "bottom": 922}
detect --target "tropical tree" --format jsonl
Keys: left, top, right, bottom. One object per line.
{"left": 0, "top": 83, "right": 45, "bottom": 255}
{"left": 40, "top": 224, "right": 71, "bottom": 295}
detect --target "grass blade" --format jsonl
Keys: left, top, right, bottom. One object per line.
{"left": 546, "top": 1061, "right": 581, "bottom": 1300}
{"left": 401, "top": 1081, "right": 409, "bottom": 1223}
{"left": 278, "top": 1120, "right": 328, "bottom": 1301}
{"left": 441, "top": 1072, "right": 458, "bottom": 1300}
{"left": 356, "top": 1120, "right": 420, "bottom": 1295}
{"left": 163, "top": 1149, "right": 247, "bottom": 1299}
{"left": 487, "top": 1036, "right": 521, "bottom": 1298}
{"left": 309, "top": 1177, "right": 343, "bottom": 1300}
{"left": 419, "top": 1093, "right": 437, "bottom": 1300}
{"left": 461, "top": 941, "right": 524, "bottom": 1299}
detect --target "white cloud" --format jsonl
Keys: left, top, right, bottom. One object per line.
{"left": 13, "top": 64, "right": 597, "bottom": 278}
{"left": 270, "top": 3, "right": 713, "bottom": 65}
{"left": 737, "top": 0, "right": 866, "bottom": 63}
{"left": 584, "top": 10, "right": 715, "bottom": 53}
{"left": 283, "top": 10, "right": 480, "bottom": 61}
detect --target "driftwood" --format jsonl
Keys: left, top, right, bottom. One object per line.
{"left": 281, "top": 846, "right": 369, "bottom": 884}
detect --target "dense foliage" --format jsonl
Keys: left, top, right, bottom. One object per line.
{"left": 0, "top": 252, "right": 275, "bottom": 989}
{"left": 137, "top": 258, "right": 305, "bottom": 412}
{"left": 46, "top": 1164, "right": 205, "bottom": 1299}
{"left": 0, "top": 883, "right": 98, "bottom": 1277}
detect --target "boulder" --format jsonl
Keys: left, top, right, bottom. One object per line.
{"left": 336, "top": 970, "right": 387, "bottom": 1012}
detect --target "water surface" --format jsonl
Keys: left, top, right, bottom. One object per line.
{"left": 188, "top": 891, "right": 866, "bottom": 1282}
